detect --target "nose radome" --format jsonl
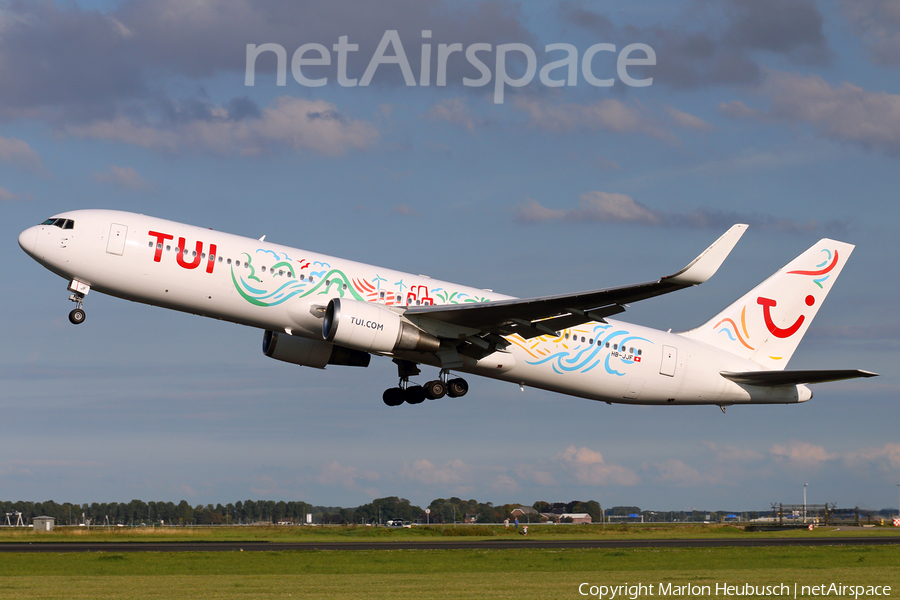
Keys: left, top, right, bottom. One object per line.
{"left": 18, "top": 226, "right": 37, "bottom": 255}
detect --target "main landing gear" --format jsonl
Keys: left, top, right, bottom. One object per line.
{"left": 382, "top": 360, "right": 469, "bottom": 407}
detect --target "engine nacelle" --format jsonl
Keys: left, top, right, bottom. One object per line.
{"left": 323, "top": 298, "right": 441, "bottom": 354}
{"left": 262, "top": 330, "right": 370, "bottom": 369}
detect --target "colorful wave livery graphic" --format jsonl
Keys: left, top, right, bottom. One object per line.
{"left": 232, "top": 253, "right": 363, "bottom": 307}
{"left": 524, "top": 324, "right": 652, "bottom": 376}
{"left": 788, "top": 248, "right": 837, "bottom": 289}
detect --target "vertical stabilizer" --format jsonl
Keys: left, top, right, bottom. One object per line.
{"left": 681, "top": 239, "right": 854, "bottom": 370}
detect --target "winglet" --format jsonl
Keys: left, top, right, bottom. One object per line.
{"left": 665, "top": 224, "right": 748, "bottom": 285}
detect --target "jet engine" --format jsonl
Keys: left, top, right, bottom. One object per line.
{"left": 262, "top": 330, "right": 370, "bottom": 368}
{"left": 323, "top": 298, "right": 441, "bottom": 354}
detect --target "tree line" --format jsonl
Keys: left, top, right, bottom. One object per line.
{"left": 3, "top": 498, "right": 895, "bottom": 526}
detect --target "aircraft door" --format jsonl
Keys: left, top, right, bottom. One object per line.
{"left": 106, "top": 223, "right": 128, "bottom": 255}
{"left": 660, "top": 345, "right": 677, "bottom": 377}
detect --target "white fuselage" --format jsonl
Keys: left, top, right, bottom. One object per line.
{"left": 18, "top": 209, "right": 809, "bottom": 406}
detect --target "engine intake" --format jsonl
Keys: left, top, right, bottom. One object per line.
{"left": 263, "top": 330, "right": 370, "bottom": 368}
{"left": 323, "top": 298, "right": 441, "bottom": 354}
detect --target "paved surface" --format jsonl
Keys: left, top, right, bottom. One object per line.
{"left": 1, "top": 537, "right": 898, "bottom": 552}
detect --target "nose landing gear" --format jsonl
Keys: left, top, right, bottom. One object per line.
{"left": 66, "top": 279, "right": 90, "bottom": 325}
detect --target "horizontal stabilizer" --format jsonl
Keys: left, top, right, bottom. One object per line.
{"left": 721, "top": 369, "right": 878, "bottom": 387}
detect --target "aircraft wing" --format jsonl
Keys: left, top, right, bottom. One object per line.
{"left": 404, "top": 224, "right": 748, "bottom": 342}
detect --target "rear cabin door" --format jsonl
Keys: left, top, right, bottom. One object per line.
{"left": 660, "top": 345, "right": 677, "bottom": 377}
{"left": 106, "top": 223, "right": 128, "bottom": 255}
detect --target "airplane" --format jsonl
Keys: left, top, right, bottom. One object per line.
{"left": 18, "top": 209, "right": 876, "bottom": 411}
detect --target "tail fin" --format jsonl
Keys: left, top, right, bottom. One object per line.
{"left": 681, "top": 239, "right": 854, "bottom": 370}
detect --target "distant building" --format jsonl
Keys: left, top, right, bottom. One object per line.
{"left": 559, "top": 513, "right": 592, "bottom": 524}
{"left": 32, "top": 516, "right": 55, "bottom": 532}
{"left": 511, "top": 506, "right": 538, "bottom": 518}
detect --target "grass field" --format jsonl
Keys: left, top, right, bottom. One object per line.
{"left": 0, "top": 546, "right": 898, "bottom": 599}
{"left": 1, "top": 526, "right": 898, "bottom": 599}
{"left": 3, "top": 522, "right": 900, "bottom": 543}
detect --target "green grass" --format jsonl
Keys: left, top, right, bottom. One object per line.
{"left": 4, "top": 522, "right": 900, "bottom": 543}
{"left": 0, "top": 546, "right": 897, "bottom": 599}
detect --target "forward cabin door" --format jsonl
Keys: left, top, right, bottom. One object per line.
{"left": 660, "top": 345, "right": 677, "bottom": 377}
{"left": 106, "top": 223, "right": 128, "bottom": 255}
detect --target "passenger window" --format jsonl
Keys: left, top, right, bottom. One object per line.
{"left": 613, "top": 344, "right": 618, "bottom": 350}
{"left": 166, "top": 245, "right": 171, "bottom": 251}
{"left": 342, "top": 284, "right": 347, "bottom": 290}
{"left": 637, "top": 349, "right": 642, "bottom": 356}
{"left": 227, "top": 258, "right": 232, "bottom": 265}
{"left": 262, "top": 266, "right": 267, "bottom": 273}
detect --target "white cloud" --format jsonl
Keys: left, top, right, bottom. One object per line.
{"left": 723, "top": 70, "right": 900, "bottom": 157}
{"left": 666, "top": 106, "right": 714, "bottom": 131}
{"left": 701, "top": 442, "right": 765, "bottom": 463}
{"left": 425, "top": 98, "right": 480, "bottom": 132}
{"left": 515, "top": 192, "right": 661, "bottom": 225}
{"left": 557, "top": 445, "right": 640, "bottom": 486}
{"left": 844, "top": 443, "right": 900, "bottom": 471}
{"left": 316, "top": 460, "right": 379, "bottom": 490}
{"left": 514, "top": 465, "right": 557, "bottom": 487}
{"left": 645, "top": 459, "right": 718, "bottom": 486}
{"left": 841, "top": 0, "right": 900, "bottom": 66}
{"left": 93, "top": 165, "right": 153, "bottom": 190}
{"left": 0, "top": 134, "right": 46, "bottom": 174}
{"left": 513, "top": 97, "right": 671, "bottom": 140}
{"left": 769, "top": 441, "right": 836, "bottom": 468}
{"left": 401, "top": 458, "right": 474, "bottom": 486}
{"left": 65, "top": 97, "right": 378, "bottom": 156}
{"left": 515, "top": 189, "right": 845, "bottom": 234}
{"left": 393, "top": 205, "right": 420, "bottom": 217}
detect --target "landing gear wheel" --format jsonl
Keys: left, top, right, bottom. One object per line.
{"left": 68, "top": 308, "right": 86, "bottom": 325}
{"left": 447, "top": 378, "right": 468, "bottom": 398}
{"left": 383, "top": 388, "right": 405, "bottom": 407}
{"left": 405, "top": 385, "right": 427, "bottom": 404}
{"left": 424, "top": 380, "right": 447, "bottom": 400}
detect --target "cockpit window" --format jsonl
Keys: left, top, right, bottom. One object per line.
{"left": 41, "top": 218, "right": 75, "bottom": 229}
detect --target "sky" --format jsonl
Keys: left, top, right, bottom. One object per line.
{"left": 2, "top": 0, "right": 898, "bottom": 514}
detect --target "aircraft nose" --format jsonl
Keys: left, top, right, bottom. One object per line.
{"left": 18, "top": 226, "right": 37, "bottom": 256}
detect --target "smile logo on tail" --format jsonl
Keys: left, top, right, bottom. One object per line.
{"left": 757, "top": 295, "right": 814, "bottom": 339}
